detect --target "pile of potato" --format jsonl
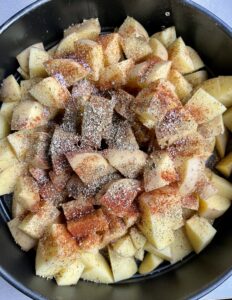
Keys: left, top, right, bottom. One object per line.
{"left": 1, "top": 16, "right": 232, "bottom": 286}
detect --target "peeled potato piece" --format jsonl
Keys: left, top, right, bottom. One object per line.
{"left": 118, "top": 16, "right": 149, "bottom": 40}
{"left": 0, "top": 75, "right": 21, "bottom": 102}
{"left": 210, "top": 173, "right": 232, "bottom": 199}
{"left": 151, "top": 26, "right": 176, "bottom": 48}
{"left": 149, "top": 37, "right": 168, "bottom": 60}
{"left": 216, "top": 152, "right": 232, "bottom": 177}
{"left": 0, "top": 114, "right": 10, "bottom": 139}
{"left": 112, "top": 235, "right": 136, "bottom": 257}
{"left": 144, "top": 242, "right": 172, "bottom": 261}
{"left": 223, "top": 107, "right": 232, "bottom": 132}
{"left": 0, "top": 138, "right": 18, "bottom": 171}
{"left": 187, "top": 46, "right": 204, "bottom": 72}
{"left": 139, "top": 253, "right": 163, "bottom": 274}
{"left": 0, "top": 102, "right": 18, "bottom": 123}
{"left": 64, "top": 18, "right": 100, "bottom": 38}
{"left": 216, "top": 128, "right": 229, "bottom": 158}
{"left": 55, "top": 260, "right": 84, "bottom": 286}
{"left": 199, "top": 194, "right": 231, "bottom": 219}
{"left": 29, "top": 47, "right": 49, "bottom": 78}
{"left": 129, "top": 227, "right": 147, "bottom": 250}
{"left": 168, "top": 68, "right": 192, "bottom": 101}
{"left": 184, "top": 70, "right": 208, "bottom": 87}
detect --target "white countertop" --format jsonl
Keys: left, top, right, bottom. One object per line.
{"left": 0, "top": 0, "right": 232, "bottom": 299}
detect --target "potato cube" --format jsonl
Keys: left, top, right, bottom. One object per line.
{"left": 196, "top": 174, "right": 218, "bottom": 200}
{"left": 19, "top": 201, "right": 60, "bottom": 239}
{"left": 112, "top": 89, "right": 135, "bottom": 121}
{"left": 108, "top": 246, "right": 137, "bottom": 282}
{"left": 62, "top": 196, "right": 94, "bottom": 221}
{"left": 112, "top": 235, "right": 136, "bottom": 257}
{"left": 16, "top": 42, "right": 44, "bottom": 73}
{"left": 0, "top": 114, "right": 10, "bottom": 138}
{"left": 144, "top": 151, "right": 178, "bottom": 192}
{"left": 44, "top": 58, "right": 89, "bottom": 87}
{"left": 168, "top": 37, "right": 194, "bottom": 74}
{"left": 20, "top": 78, "right": 43, "bottom": 102}
{"left": 168, "top": 68, "right": 193, "bottom": 101}
{"left": 210, "top": 172, "right": 232, "bottom": 199}
{"left": 30, "top": 132, "right": 51, "bottom": 169}
{"left": 135, "top": 248, "right": 145, "bottom": 261}
{"left": 29, "top": 47, "right": 49, "bottom": 78}
{"left": 134, "top": 79, "right": 181, "bottom": 129}
{"left": 217, "top": 76, "right": 232, "bottom": 107}
{"left": 118, "top": 16, "right": 149, "bottom": 40}
{"left": 36, "top": 224, "right": 79, "bottom": 278}
{"left": 198, "top": 115, "right": 224, "bottom": 139}
{"left": 149, "top": 37, "right": 168, "bottom": 60}
{"left": 0, "top": 75, "right": 21, "bottom": 102}
{"left": 184, "top": 70, "right": 208, "bottom": 87}
{"left": 170, "top": 227, "right": 193, "bottom": 264}
{"left": 185, "top": 215, "right": 216, "bottom": 253}
{"left": 99, "top": 59, "right": 134, "bottom": 89}
{"left": 223, "top": 107, "right": 232, "bottom": 132}
{"left": 74, "top": 39, "right": 104, "bottom": 81}
{"left": 185, "top": 88, "right": 226, "bottom": 124}
{"left": 7, "top": 217, "right": 37, "bottom": 251}
{"left": 216, "top": 128, "right": 229, "bottom": 158}
{"left": 144, "top": 242, "right": 172, "bottom": 261}
{"left": 55, "top": 259, "right": 84, "bottom": 286}
{"left": 81, "top": 251, "right": 113, "bottom": 284}
{"left": 121, "top": 36, "right": 152, "bottom": 62}
{"left": 7, "top": 130, "right": 33, "bottom": 160}
{"left": 181, "top": 194, "right": 199, "bottom": 210}
{"left": 0, "top": 138, "right": 18, "bottom": 171}
{"left": 199, "top": 194, "right": 231, "bottom": 219}
{"left": 98, "top": 33, "right": 122, "bottom": 66}
{"left": 0, "top": 102, "right": 18, "bottom": 123}
{"left": 216, "top": 152, "right": 232, "bottom": 177}
{"left": 11, "top": 100, "right": 47, "bottom": 130}
{"left": 151, "top": 26, "right": 176, "bottom": 48}
{"left": 187, "top": 46, "right": 204, "bottom": 71}
{"left": 64, "top": 18, "right": 100, "bottom": 38}
{"left": 104, "top": 149, "right": 147, "bottom": 179}
{"left": 139, "top": 253, "right": 163, "bottom": 274}
{"left": 29, "top": 167, "right": 49, "bottom": 186}
{"left": 155, "top": 108, "right": 198, "bottom": 148}
{"left": 30, "top": 77, "right": 70, "bottom": 108}
{"left": 17, "top": 67, "right": 30, "bottom": 79}
{"left": 12, "top": 196, "right": 26, "bottom": 218}
{"left": 129, "top": 227, "right": 147, "bottom": 250}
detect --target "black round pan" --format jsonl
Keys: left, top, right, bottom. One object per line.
{"left": 1, "top": 1, "right": 232, "bottom": 299}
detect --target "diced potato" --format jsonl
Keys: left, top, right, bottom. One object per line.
{"left": 81, "top": 251, "right": 113, "bottom": 284}
{"left": 217, "top": 76, "right": 232, "bottom": 107}
{"left": 112, "top": 235, "right": 136, "bottom": 257}
{"left": 134, "top": 248, "right": 145, "bottom": 261}
{"left": 184, "top": 70, "right": 208, "bottom": 87}
{"left": 12, "top": 195, "right": 26, "bottom": 218}
{"left": 168, "top": 37, "right": 194, "bottom": 74}
{"left": 178, "top": 157, "right": 204, "bottom": 196}
{"left": 20, "top": 78, "right": 43, "bottom": 101}
{"left": 185, "top": 88, "right": 226, "bottom": 124}
{"left": 199, "top": 77, "right": 220, "bottom": 99}
{"left": 97, "top": 33, "right": 122, "bottom": 66}
{"left": 108, "top": 246, "right": 137, "bottom": 282}
{"left": 0, "top": 138, "right": 18, "bottom": 171}
{"left": 11, "top": 100, "right": 46, "bottom": 130}
{"left": 168, "top": 68, "right": 192, "bottom": 101}
{"left": 121, "top": 36, "right": 152, "bottom": 62}
{"left": 223, "top": 107, "right": 232, "bottom": 132}
{"left": 199, "top": 194, "right": 231, "bottom": 219}
{"left": 0, "top": 114, "right": 10, "bottom": 138}
{"left": 216, "top": 128, "right": 229, "bottom": 158}
{"left": 0, "top": 102, "right": 18, "bottom": 123}
{"left": 17, "top": 67, "right": 30, "bottom": 79}
{"left": 66, "top": 152, "right": 114, "bottom": 185}
{"left": 187, "top": 46, "right": 204, "bottom": 71}
{"left": 14, "top": 176, "right": 40, "bottom": 211}
{"left": 144, "top": 151, "right": 178, "bottom": 192}
{"left": 134, "top": 79, "right": 180, "bottom": 129}
{"left": 55, "top": 259, "right": 84, "bottom": 286}
{"left": 196, "top": 174, "right": 218, "bottom": 200}
{"left": 151, "top": 26, "right": 176, "bottom": 48}
{"left": 74, "top": 39, "right": 104, "bottom": 81}
{"left": 185, "top": 215, "right": 216, "bottom": 254}
{"left": 16, "top": 42, "right": 44, "bottom": 73}
{"left": 129, "top": 227, "right": 146, "bottom": 250}
{"left": 44, "top": 59, "right": 89, "bottom": 87}
{"left": 7, "top": 130, "right": 33, "bottom": 160}
{"left": 104, "top": 149, "right": 147, "bottom": 179}
{"left": 36, "top": 224, "right": 79, "bottom": 278}
{"left": 170, "top": 227, "right": 193, "bottom": 264}
{"left": 0, "top": 162, "right": 26, "bottom": 195}
{"left": 0, "top": 75, "right": 21, "bottom": 102}
{"left": 144, "top": 242, "right": 172, "bottom": 261}
{"left": 210, "top": 172, "right": 232, "bottom": 199}
{"left": 29, "top": 48, "right": 49, "bottom": 78}
{"left": 198, "top": 115, "right": 224, "bottom": 139}
{"left": 19, "top": 202, "right": 60, "bottom": 239}
{"left": 7, "top": 217, "right": 37, "bottom": 251}
{"left": 30, "top": 132, "right": 51, "bottom": 169}
{"left": 47, "top": 44, "right": 58, "bottom": 57}
{"left": 64, "top": 18, "right": 100, "bottom": 38}
{"left": 149, "top": 37, "right": 168, "bottom": 60}
{"left": 30, "top": 77, "right": 70, "bottom": 108}
{"left": 139, "top": 253, "right": 163, "bottom": 274}
{"left": 216, "top": 152, "right": 232, "bottom": 177}
{"left": 99, "top": 59, "right": 134, "bottom": 89}
{"left": 118, "top": 16, "right": 149, "bottom": 40}
{"left": 155, "top": 108, "right": 198, "bottom": 148}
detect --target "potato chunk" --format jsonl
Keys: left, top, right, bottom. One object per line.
{"left": 97, "top": 33, "right": 122, "bottom": 66}
{"left": 44, "top": 59, "right": 89, "bottom": 87}
{"left": 0, "top": 138, "right": 18, "bottom": 171}
{"left": 187, "top": 46, "right": 204, "bottom": 71}
{"left": 170, "top": 227, "right": 193, "bottom": 263}
{"left": 149, "top": 37, "right": 168, "bottom": 60}
{"left": 7, "top": 130, "right": 33, "bottom": 160}
{"left": 30, "top": 77, "right": 70, "bottom": 108}
{"left": 199, "top": 194, "right": 231, "bottom": 219}
{"left": 151, "top": 26, "right": 176, "bottom": 47}
{"left": 129, "top": 227, "right": 147, "bottom": 250}
{"left": 0, "top": 75, "right": 21, "bottom": 102}
{"left": 216, "top": 128, "right": 229, "bottom": 158}
{"left": 223, "top": 107, "right": 232, "bottom": 132}
{"left": 108, "top": 246, "right": 137, "bottom": 282}
{"left": 185, "top": 70, "right": 208, "bottom": 87}
{"left": 198, "top": 115, "right": 224, "bottom": 139}
{"left": 216, "top": 152, "right": 232, "bottom": 177}
{"left": 121, "top": 36, "right": 152, "bottom": 62}
{"left": 168, "top": 37, "right": 194, "bottom": 74}
{"left": 55, "top": 259, "right": 84, "bottom": 286}
{"left": 64, "top": 18, "right": 100, "bottom": 38}
{"left": 29, "top": 47, "right": 49, "bottom": 78}
{"left": 0, "top": 102, "right": 18, "bottom": 123}
{"left": 118, "top": 16, "right": 149, "bottom": 40}
{"left": 8, "top": 217, "right": 37, "bottom": 251}
{"left": 168, "top": 68, "right": 192, "bottom": 101}
{"left": 112, "top": 235, "right": 136, "bottom": 257}
{"left": 185, "top": 215, "right": 216, "bottom": 253}
{"left": 144, "top": 242, "right": 172, "bottom": 261}
{"left": 0, "top": 115, "right": 10, "bottom": 139}
{"left": 139, "top": 253, "right": 163, "bottom": 274}
{"left": 185, "top": 88, "right": 226, "bottom": 124}
{"left": 210, "top": 173, "right": 232, "bottom": 199}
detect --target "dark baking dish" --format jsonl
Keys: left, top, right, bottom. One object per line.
{"left": 0, "top": 0, "right": 232, "bottom": 299}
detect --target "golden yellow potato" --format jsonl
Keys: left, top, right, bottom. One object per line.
{"left": 129, "top": 227, "right": 147, "bottom": 250}
{"left": 12, "top": 195, "right": 26, "bottom": 218}
{"left": 98, "top": 33, "right": 122, "bottom": 66}
{"left": 64, "top": 18, "right": 100, "bottom": 38}
{"left": 0, "top": 75, "right": 21, "bottom": 102}
{"left": 0, "top": 138, "right": 18, "bottom": 171}
{"left": 149, "top": 37, "right": 168, "bottom": 60}
{"left": 118, "top": 16, "right": 149, "bottom": 40}
{"left": 223, "top": 107, "right": 232, "bottom": 132}
{"left": 144, "top": 242, "right": 172, "bottom": 261}
{"left": 216, "top": 152, "right": 232, "bottom": 177}
{"left": 139, "top": 253, "right": 163, "bottom": 274}
{"left": 168, "top": 68, "right": 193, "bottom": 101}
{"left": 29, "top": 47, "right": 49, "bottom": 78}
{"left": 55, "top": 260, "right": 84, "bottom": 286}
{"left": 216, "top": 128, "right": 229, "bottom": 158}
{"left": 134, "top": 248, "right": 145, "bottom": 261}
{"left": 184, "top": 70, "right": 208, "bottom": 87}
{"left": 17, "top": 67, "right": 30, "bottom": 79}
{"left": 7, "top": 130, "right": 33, "bottom": 160}
{"left": 112, "top": 235, "right": 136, "bottom": 257}
{"left": 187, "top": 46, "right": 204, "bottom": 71}
{"left": 121, "top": 36, "right": 152, "bottom": 62}
{"left": 151, "top": 26, "right": 176, "bottom": 47}
{"left": 0, "top": 114, "right": 10, "bottom": 139}
{"left": 199, "top": 194, "right": 231, "bottom": 219}
{"left": 198, "top": 115, "right": 224, "bottom": 139}
{"left": 0, "top": 102, "right": 18, "bottom": 123}
{"left": 20, "top": 78, "right": 42, "bottom": 101}
{"left": 210, "top": 172, "right": 232, "bottom": 199}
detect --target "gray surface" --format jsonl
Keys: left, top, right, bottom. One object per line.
{"left": 0, "top": 0, "right": 232, "bottom": 299}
